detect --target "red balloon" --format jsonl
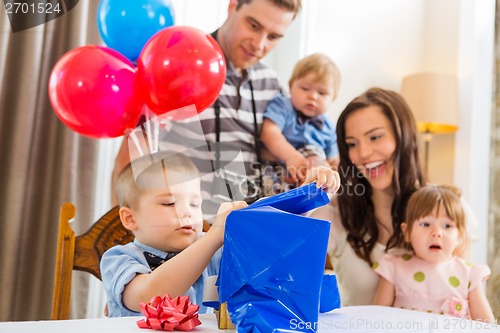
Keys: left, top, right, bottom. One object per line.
{"left": 49, "top": 45, "right": 142, "bottom": 138}
{"left": 136, "top": 26, "right": 226, "bottom": 119}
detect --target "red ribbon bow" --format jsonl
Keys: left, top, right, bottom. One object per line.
{"left": 136, "top": 295, "right": 201, "bottom": 331}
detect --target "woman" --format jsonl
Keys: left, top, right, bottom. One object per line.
{"left": 308, "top": 87, "right": 475, "bottom": 306}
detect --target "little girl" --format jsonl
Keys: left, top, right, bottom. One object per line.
{"left": 373, "top": 185, "right": 495, "bottom": 323}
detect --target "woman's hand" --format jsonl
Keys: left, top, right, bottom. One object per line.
{"left": 303, "top": 166, "right": 340, "bottom": 194}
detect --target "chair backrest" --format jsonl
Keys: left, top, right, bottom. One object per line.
{"left": 51, "top": 202, "right": 134, "bottom": 320}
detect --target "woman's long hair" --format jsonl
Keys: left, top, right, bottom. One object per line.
{"left": 335, "top": 87, "right": 425, "bottom": 265}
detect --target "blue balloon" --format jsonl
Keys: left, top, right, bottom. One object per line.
{"left": 97, "top": 0, "right": 175, "bottom": 61}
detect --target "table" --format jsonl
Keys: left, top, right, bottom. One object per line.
{"left": 0, "top": 306, "right": 497, "bottom": 332}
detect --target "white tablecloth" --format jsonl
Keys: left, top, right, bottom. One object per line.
{"left": 0, "top": 306, "right": 497, "bottom": 332}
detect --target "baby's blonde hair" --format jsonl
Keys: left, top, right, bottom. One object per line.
{"left": 288, "top": 53, "right": 341, "bottom": 99}
{"left": 116, "top": 151, "right": 199, "bottom": 209}
{"left": 401, "top": 184, "right": 467, "bottom": 254}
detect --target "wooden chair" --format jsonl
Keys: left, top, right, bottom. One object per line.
{"left": 325, "top": 254, "right": 333, "bottom": 271}
{"left": 51, "top": 202, "right": 134, "bottom": 320}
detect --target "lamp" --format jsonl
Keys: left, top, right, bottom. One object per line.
{"left": 401, "top": 73, "right": 459, "bottom": 180}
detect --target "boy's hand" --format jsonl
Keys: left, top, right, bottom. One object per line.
{"left": 210, "top": 201, "right": 248, "bottom": 244}
{"left": 303, "top": 166, "right": 340, "bottom": 193}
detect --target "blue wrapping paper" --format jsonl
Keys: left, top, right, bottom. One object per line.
{"left": 218, "top": 183, "right": 333, "bottom": 332}
{"left": 319, "top": 275, "right": 341, "bottom": 313}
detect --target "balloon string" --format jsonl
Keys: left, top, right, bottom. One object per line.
{"left": 153, "top": 114, "right": 159, "bottom": 153}
{"left": 144, "top": 108, "right": 154, "bottom": 154}
{"left": 129, "top": 129, "right": 144, "bottom": 157}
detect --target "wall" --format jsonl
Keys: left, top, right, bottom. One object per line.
{"left": 171, "top": 0, "right": 227, "bottom": 32}
{"left": 277, "top": 0, "right": 425, "bottom": 119}
{"left": 454, "top": 0, "right": 495, "bottom": 267}
{"left": 489, "top": 0, "right": 500, "bottom": 316}
{"left": 421, "top": 0, "right": 460, "bottom": 185}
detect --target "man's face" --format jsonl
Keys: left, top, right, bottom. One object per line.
{"left": 219, "top": 0, "right": 295, "bottom": 71}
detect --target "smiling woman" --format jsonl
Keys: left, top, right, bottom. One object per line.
{"left": 343, "top": 105, "right": 397, "bottom": 192}
{"left": 336, "top": 87, "right": 424, "bottom": 252}
{"left": 310, "top": 88, "right": 425, "bottom": 306}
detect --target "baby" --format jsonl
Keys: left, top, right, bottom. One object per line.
{"left": 373, "top": 185, "right": 494, "bottom": 322}
{"left": 260, "top": 53, "right": 340, "bottom": 196}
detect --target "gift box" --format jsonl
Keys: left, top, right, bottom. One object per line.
{"left": 218, "top": 183, "right": 334, "bottom": 332}
{"left": 215, "top": 302, "right": 235, "bottom": 329}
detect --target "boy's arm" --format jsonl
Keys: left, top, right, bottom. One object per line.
{"left": 468, "top": 283, "right": 495, "bottom": 323}
{"left": 260, "top": 118, "right": 307, "bottom": 182}
{"left": 372, "top": 277, "right": 395, "bottom": 306}
{"left": 121, "top": 201, "right": 247, "bottom": 312}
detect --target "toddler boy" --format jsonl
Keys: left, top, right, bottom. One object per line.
{"left": 101, "top": 151, "right": 246, "bottom": 316}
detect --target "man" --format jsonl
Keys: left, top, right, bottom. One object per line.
{"left": 112, "top": 0, "right": 302, "bottom": 221}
